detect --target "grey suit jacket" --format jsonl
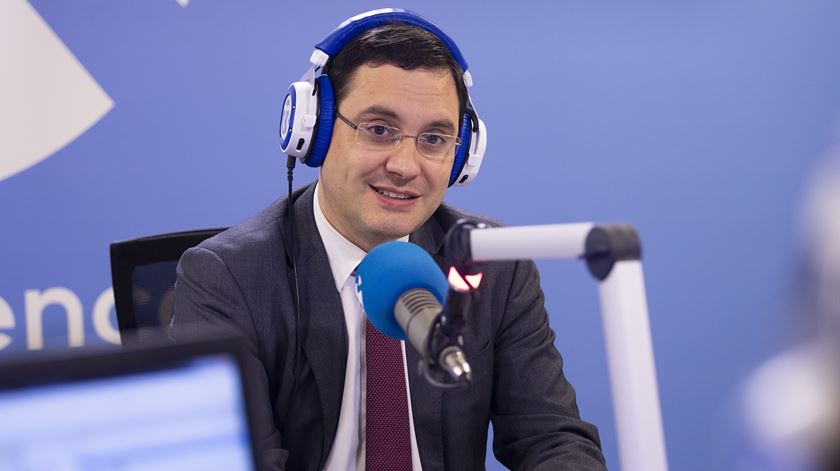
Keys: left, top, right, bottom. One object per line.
{"left": 171, "top": 183, "right": 606, "bottom": 470}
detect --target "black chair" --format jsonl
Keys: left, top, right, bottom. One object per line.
{"left": 109, "top": 228, "right": 226, "bottom": 344}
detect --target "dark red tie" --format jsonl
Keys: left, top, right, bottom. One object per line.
{"left": 365, "top": 318, "right": 413, "bottom": 471}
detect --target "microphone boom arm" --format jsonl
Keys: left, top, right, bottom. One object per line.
{"left": 446, "top": 220, "right": 669, "bottom": 471}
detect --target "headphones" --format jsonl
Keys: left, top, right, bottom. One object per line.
{"left": 279, "top": 8, "right": 487, "bottom": 187}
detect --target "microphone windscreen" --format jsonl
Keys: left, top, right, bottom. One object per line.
{"left": 355, "top": 241, "right": 449, "bottom": 340}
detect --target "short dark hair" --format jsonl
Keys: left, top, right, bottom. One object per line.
{"left": 325, "top": 22, "right": 468, "bottom": 125}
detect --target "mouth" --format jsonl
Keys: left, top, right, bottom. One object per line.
{"left": 370, "top": 185, "right": 419, "bottom": 201}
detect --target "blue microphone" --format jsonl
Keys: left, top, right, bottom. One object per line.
{"left": 355, "top": 241, "right": 472, "bottom": 382}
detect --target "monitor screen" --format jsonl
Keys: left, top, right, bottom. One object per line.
{"left": 0, "top": 352, "right": 255, "bottom": 470}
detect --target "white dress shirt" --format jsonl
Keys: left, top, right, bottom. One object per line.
{"left": 314, "top": 183, "right": 423, "bottom": 471}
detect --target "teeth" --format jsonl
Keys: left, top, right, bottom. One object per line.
{"left": 376, "top": 188, "right": 413, "bottom": 200}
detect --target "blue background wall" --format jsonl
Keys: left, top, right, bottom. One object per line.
{"left": 3, "top": 1, "right": 840, "bottom": 469}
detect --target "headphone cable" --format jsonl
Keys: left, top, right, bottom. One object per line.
{"left": 282, "top": 154, "right": 302, "bottom": 439}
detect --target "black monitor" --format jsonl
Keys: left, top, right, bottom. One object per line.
{"left": 0, "top": 337, "right": 261, "bottom": 470}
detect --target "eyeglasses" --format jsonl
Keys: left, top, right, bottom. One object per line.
{"left": 334, "top": 110, "right": 461, "bottom": 161}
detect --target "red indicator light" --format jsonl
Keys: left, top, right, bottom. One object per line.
{"left": 465, "top": 273, "right": 483, "bottom": 289}
{"left": 447, "top": 266, "right": 484, "bottom": 292}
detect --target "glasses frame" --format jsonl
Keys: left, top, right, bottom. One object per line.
{"left": 334, "top": 110, "right": 462, "bottom": 161}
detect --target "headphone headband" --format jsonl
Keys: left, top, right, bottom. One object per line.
{"left": 314, "top": 8, "right": 469, "bottom": 73}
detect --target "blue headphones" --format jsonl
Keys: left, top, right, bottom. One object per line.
{"left": 279, "top": 8, "right": 487, "bottom": 187}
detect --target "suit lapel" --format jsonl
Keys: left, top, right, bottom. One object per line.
{"left": 292, "top": 184, "right": 348, "bottom": 468}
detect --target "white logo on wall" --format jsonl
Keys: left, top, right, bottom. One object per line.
{"left": 0, "top": 0, "right": 114, "bottom": 182}
{"left": 0, "top": 1, "right": 191, "bottom": 351}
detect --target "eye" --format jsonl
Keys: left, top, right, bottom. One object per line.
{"left": 421, "top": 133, "right": 449, "bottom": 147}
{"left": 361, "top": 123, "right": 397, "bottom": 138}
{"left": 359, "top": 122, "right": 399, "bottom": 146}
{"left": 369, "top": 125, "right": 391, "bottom": 136}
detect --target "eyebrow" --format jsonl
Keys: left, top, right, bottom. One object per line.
{"left": 356, "top": 105, "right": 457, "bottom": 134}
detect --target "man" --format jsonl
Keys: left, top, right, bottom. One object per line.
{"left": 171, "top": 9, "right": 606, "bottom": 471}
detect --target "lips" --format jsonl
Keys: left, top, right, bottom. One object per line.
{"left": 370, "top": 185, "right": 419, "bottom": 200}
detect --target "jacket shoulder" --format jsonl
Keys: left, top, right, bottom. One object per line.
{"left": 197, "top": 197, "right": 288, "bottom": 258}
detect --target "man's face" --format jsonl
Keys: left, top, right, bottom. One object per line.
{"left": 318, "top": 63, "right": 460, "bottom": 251}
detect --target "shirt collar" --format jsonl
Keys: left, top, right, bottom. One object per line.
{"left": 313, "top": 182, "right": 408, "bottom": 292}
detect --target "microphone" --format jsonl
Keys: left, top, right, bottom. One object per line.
{"left": 355, "top": 241, "right": 472, "bottom": 383}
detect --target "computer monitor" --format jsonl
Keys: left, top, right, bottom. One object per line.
{"left": 0, "top": 337, "right": 260, "bottom": 470}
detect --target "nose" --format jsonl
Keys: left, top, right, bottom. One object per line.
{"left": 384, "top": 137, "right": 422, "bottom": 181}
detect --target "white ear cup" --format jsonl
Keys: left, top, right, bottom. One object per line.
{"left": 453, "top": 116, "right": 487, "bottom": 186}
{"left": 279, "top": 81, "right": 319, "bottom": 159}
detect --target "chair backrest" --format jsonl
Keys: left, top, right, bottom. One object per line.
{"left": 109, "top": 228, "right": 226, "bottom": 344}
